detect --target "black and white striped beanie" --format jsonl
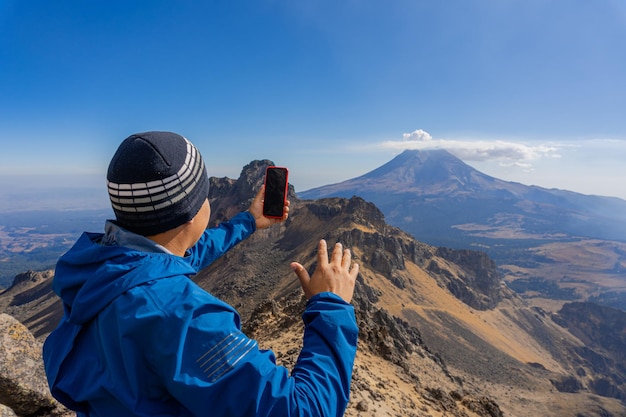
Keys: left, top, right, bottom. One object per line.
{"left": 106, "top": 131, "right": 209, "bottom": 236}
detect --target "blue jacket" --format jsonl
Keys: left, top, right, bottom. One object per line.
{"left": 43, "top": 212, "right": 358, "bottom": 417}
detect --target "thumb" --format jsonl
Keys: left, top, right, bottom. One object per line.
{"left": 254, "top": 185, "right": 265, "bottom": 205}
{"left": 290, "top": 262, "right": 310, "bottom": 289}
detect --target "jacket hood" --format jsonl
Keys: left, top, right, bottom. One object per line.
{"left": 53, "top": 231, "right": 196, "bottom": 325}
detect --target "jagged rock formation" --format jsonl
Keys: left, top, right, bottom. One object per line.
{"left": 551, "top": 302, "right": 626, "bottom": 401}
{"left": 431, "top": 248, "right": 505, "bottom": 310}
{"left": 208, "top": 159, "right": 298, "bottom": 227}
{"left": 0, "top": 314, "right": 70, "bottom": 417}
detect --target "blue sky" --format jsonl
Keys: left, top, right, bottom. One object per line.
{"left": 1, "top": 0, "right": 626, "bottom": 210}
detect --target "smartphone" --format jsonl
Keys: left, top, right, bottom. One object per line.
{"left": 263, "top": 166, "right": 289, "bottom": 218}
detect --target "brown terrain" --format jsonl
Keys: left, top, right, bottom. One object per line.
{"left": 499, "top": 239, "right": 626, "bottom": 312}
{"left": 1, "top": 160, "right": 626, "bottom": 416}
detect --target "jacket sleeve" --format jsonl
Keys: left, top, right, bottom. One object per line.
{"left": 187, "top": 211, "right": 257, "bottom": 270}
{"left": 139, "top": 279, "right": 358, "bottom": 417}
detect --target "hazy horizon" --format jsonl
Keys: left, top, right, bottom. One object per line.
{"left": 1, "top": 150, "right": 625, "bottom": 214}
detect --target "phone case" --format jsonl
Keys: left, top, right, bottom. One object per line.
{"left": 263, "top": 166, "right": 289, "bottom": 218}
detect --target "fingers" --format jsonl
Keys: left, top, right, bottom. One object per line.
{"left": 280, "top": 202, "right": 290, "bottom": 221}
{"left": 293, "top": 239, "right": 358, "bottom": 302}
{"left": 330, "top": 241, "right": 343, "bottom": 265}
{"left": 349, "top": 261, "right": 359, "bottom": 279}
{"left": 338, "top": 245, "right": 359, "bottom": 280}
{"left": 322, "top": 240, "right": 356, "bottom": 272}
{"left": 340, "top": 247, "right": 352, "bottom": 270}
{"left": 317, "top": 239, "right": 329, "bottom": 267}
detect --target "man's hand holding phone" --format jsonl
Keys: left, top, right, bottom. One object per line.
{"left": 248, "top": 166, "right": 290, "bottom": 230}
{"left": 263, "top": 166, "right": 289, "bottom": 218}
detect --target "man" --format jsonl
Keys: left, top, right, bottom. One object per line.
{"left": 43, "top": 131, "right": 359, "bottom": 417}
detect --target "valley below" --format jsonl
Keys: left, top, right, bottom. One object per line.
{"left": 453, "top": 220, "right": 626, "bottom": 312}
{"left": 501, "top": 238, "right": 626, "bottom": 311}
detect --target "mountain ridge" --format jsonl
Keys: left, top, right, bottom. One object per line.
{"left": 1, "top": 159, "right": 626, "bottom": 416}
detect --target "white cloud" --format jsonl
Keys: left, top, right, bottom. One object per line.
{"left": 402, "top": 129, "right": 432, "bottom": 142}
{"left": 381, "top": 130, "right": 561, "bottom": 165}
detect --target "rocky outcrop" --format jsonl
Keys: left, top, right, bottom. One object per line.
{"left": 556, "top": 302, "right": 626, "bottom": 359}
{"left": 208, "top": 159, "right": 298, "bottom": 226}
{"left": 430, "top": 247, "right": 506, "bottom": 310}
{"left": 553, "top": 302, "right": 626, "bottom": 401}
{"left": 0, "top": 271, "right": 62, "bottom": 339}
{"left": 0, "top": 314, "right": 70, "bottom": 417}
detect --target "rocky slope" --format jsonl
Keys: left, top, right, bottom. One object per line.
{"left": 0, "top": 270, "right": 62, "bottom": 339}
{"left": 1, "top": 160, "right": 625, "bottom": 416}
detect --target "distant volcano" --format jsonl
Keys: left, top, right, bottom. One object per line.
{"left": 299, "top": 149, "right": 626, "bottom": 247}
{"left": 301, "top": 149, "right": 523, "bottom": 197}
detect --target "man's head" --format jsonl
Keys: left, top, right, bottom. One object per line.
{"left": 107, "top": 131, "right": 209, "bottom": 236}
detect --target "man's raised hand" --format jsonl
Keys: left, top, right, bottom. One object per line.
{"left": 290, "top": 239, "right": 359, "bottom": 303}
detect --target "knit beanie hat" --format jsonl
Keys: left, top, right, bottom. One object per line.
{"left": 106, "top": 131, "right": 210, "bottom": 236}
